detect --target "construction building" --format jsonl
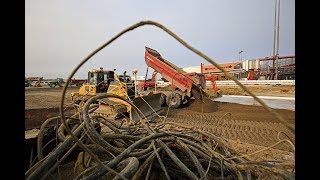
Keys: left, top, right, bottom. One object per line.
{"left": 182, "top": 55, "right": 295, "bottom": 80}
{"left": 259, "top": 55, "right": 295, "bottom": 80}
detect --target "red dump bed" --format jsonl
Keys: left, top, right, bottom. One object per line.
{"left": 144, "top": 47, "right": 193, "bottom": 94}
{"left": 70, "top": 78, "right": 87, "bottom": 86}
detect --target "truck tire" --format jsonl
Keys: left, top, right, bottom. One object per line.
{"left": 166, "top": 92, "right": 182, "bottom": 108}
{"left": 49, "top": 83, "right": 56, "bottom": 88}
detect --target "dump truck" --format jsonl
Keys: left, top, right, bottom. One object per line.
{"left": 143, "top": 47, "right": 219, "bottom": 111}
{"left": 46, "top": 78, "right": 65, "bottom": 88}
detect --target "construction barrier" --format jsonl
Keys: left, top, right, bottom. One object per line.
{"left": 207, "top": 80, "right": 295, "bottom": 86}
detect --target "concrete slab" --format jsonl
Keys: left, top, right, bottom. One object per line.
{"left": 213, "top": 95, "right": 295, "bottom": 111}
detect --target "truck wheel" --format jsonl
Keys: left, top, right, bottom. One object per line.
{"left": 49, "top": 83, "right": 55, "bottom": 88}
{"left": 166, "top": 92, "right": 182, "bottom": 108}
{"left": 159, "top": 93, "right": 167, "bottom": 107}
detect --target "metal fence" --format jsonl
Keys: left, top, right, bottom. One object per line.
{"left": 207, "top": 80, "right": 295, "bottom": 86}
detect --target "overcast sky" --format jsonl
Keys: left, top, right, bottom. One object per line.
{"left": 25, "top": 0, "right": 295, "bottom": 79}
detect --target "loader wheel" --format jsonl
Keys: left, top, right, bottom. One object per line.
{"left": 166, "top": 92, "right": 182, "bottom": 108}
{"left": 159, "top": 93, "right": 167, "bottom": 107}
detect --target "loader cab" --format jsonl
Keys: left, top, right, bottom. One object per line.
{"left": 88, "top": 69, "right": 115, "bottom": 93}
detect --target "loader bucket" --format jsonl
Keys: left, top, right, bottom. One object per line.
{"left": 131, "top": 92, "right": 163, "bottom": 121}
{"left": 189, "top": 84, "right": 219, "bottom": 113}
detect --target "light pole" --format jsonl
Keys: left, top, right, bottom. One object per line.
{"left": 273, "top": 0, "right": 280, "bottom": 80}
{"left": 238, "top": 50, "right": 244, "bottom": 79}
{"left": 239, "top": 50, "right": 244, "bottom": 61}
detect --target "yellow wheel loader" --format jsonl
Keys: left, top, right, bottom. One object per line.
{"left": 71, "top": 68, "right": 163, "bottom": 121}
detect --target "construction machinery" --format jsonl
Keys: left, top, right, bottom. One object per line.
{"left": 71, "top": 68, "right": 163, "bottom": 121}
{"left": 118, "top": 70, "right": 135, "bottom": 99}
{"left": 69, "top": 78, "right": 87, "bottom": 87}
{"left": 47, "top": 78, "right": 65, "bottom": 88}
{"left": 26, "top": 77, "right": 43, "bottom": 87}
{"left": 138, "top": 79, "right": 155, "bottom": 90}
{"left": 25, "top": 77, "right": 32, "bottom": 87}
{"left": 143, "top": 47, "right": 219, "bottom": 111}
{"left": 71, "top": 47, "right": 219, "bottom": 122}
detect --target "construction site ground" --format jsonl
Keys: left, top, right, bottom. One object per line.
{"left": 25, "top": 85, "right": 295, "bottom": 164}
{"left": 206, "top": 84, "right": 295, "bottom": 97}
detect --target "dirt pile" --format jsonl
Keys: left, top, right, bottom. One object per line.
{"left": 186, "top": 85, "right": 219, "bottom": 113}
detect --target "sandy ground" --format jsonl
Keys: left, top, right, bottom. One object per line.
{"left": 25, "top": 85, "right": 295, "bottom": 108}
{"left": 206, "top": 85, "right": 295, "bottom": 97}
{"left": 157, "top": 98, "right": 295, "bottom": 164}
{"left": 25, "top": 86, "right": 79, "bottom": 108}
{"left": 25, "top": 85, "right": 295, "bottom": 166}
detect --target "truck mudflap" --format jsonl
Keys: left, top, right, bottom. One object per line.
{"left": 130, "top": 92, "right": 163, "bottom": 121}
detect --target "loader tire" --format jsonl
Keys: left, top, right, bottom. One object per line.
{"left": 166, "top": 92, "right": 182, "bottom": 108}
{"left": 159, "top": 93, "right": 167, "bottom": 107}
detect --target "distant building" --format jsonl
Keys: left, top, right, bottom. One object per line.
{"left": 183, "top": 61, "right": 247, "bottom": 80}
{"left": 182, "top": 66, "right": 201, "bottom": 73}
{"left": 201, "top": 61, "right": 247, "bottom": 80}
{"left": 182, "top": 55, "right": 295, "bottom": 80}
{"left": 258, "top": 55, "right": 295, "bottom": 80}
{"left": 131, "top": 76, "right": 146, "bottom": 81}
